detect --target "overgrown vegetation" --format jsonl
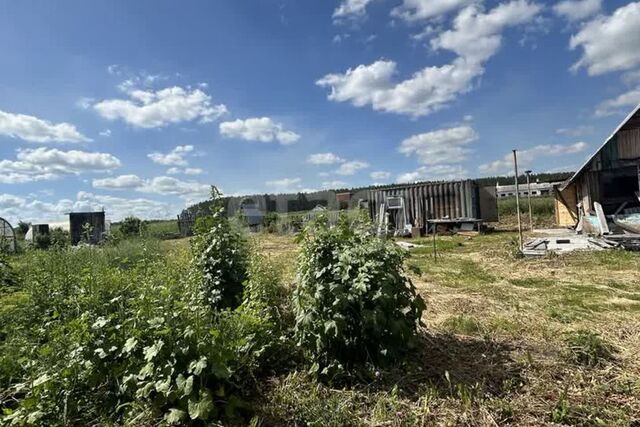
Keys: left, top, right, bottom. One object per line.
{"left": 1, "top": 238, "right": 281, "bottom": 424}
{"left": 565, "top": 330, "right": 616, "bottom": 367}
{"left": 112, "top": 218, "right": 181, "bottom": 240}
{"left": 294, "top": 215, "right": 425, "bottom": 380}
{"left": 498, "top": 195, "right": 555, "bottom": 217}
{"left": 192, "top": 188, "right": 249, "bottom": 310}
{"left": 2, "top": 202, "right": 640, "bottom": 425}
{"left": 0, "top": 191, "right": 427, "bottom": 425}
{"left": 118, "top": 215, "right": 147, "bottom": 237}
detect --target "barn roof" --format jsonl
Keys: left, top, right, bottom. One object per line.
{"left": 561, "top": 102, "right": 640, "bottom": 190}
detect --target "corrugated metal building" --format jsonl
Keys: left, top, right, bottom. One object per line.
{"left": 556, "top": 103, "right": 640, "bottom": 226}
{"left": 367, "top": 180, "right": 498, "bottom": 233}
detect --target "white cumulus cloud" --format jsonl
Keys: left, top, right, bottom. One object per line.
{"left": 92, "top": 174, "right": 144, "bottom": 189}
{"left": 166, "top": 167, "right": 204, "bottom": 176}
{"left": 147, "top": 145, "right": 194, "bottom": 166}
{"left": 75, "top": 191, "right": 175, "bottom": 221}
{"left": 0, "top": 148, "right": 121, "bottom": 184}
{"left": 333, "top": 0, "right": 377, "bottom": 22}
{"left": 336, "top": 160, "right": 369, "bottom": 176}
{"left": 307, "top": 152, "right": 345, "bottom": 165}
{"left": 93, "top": 86, "right": 227, "bottom": 128}
{"left": 397, "top": 164, "right": 468, "bottom": 183}
{"left": 479, "top": 142, "right": 589, "bottom": 174}
{"left": 570, "top": 2, "right": 640, "bottom": 76}
{"left": 264, "top": 177, "right": 308, "bottom": 193}
{"left": 594, "top": 87, "right": 640, "bottom": 117}
{"left": 219, "top": 117, "right": 300, "bottom": 145}
{"left": 0, "top": 191, "right": 181, "bottom": 224}
{"left": 556, "top": 125, "right": 594, "bottom": 137}
{"left": 138, "top": 176, "right": 211, "bottom": 198}
{"left": 92, "top": 173, "right": 210, "bottom": 200}
{"left": 392, "top": 0, "right": 473, "bottom": 22}
{"left": 0, "top": 109, "right": 91, "bottom": 143}
{"left": 552, "top": 0, "right": 601, "bottom": 22}
{"left": 321, "top": 180, "right": 348, "bottom": 189}
{"left": 317, "top": 1, "right": 541, "bottom": 117}
{"left": 265, "top": 177, "right": 302, "bottom": 188}
{"left": 399, "top": 126, "right": 478, "bottom": 165}
{"left": 370, "top": 170, "right": 391, "bottom": 180}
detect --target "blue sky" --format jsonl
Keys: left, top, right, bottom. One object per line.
{"left": 1, "top": 0, "right": 640, "bottom": 222}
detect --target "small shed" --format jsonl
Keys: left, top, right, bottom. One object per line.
{"left": 25, "top": 224, "right": 50, "bottom": 243}
{"left": 0, "top": 217, "right": 16, "bottom": 252}
{"left": 556, "top": 103, "right": 640, "bottom": 226}
{"left": 69, "top": 211, "right": 106, "bottom": 245}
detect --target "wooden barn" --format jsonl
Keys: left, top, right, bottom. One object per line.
{"left": 556, "top": 103, "right": 640, "bottom": 227}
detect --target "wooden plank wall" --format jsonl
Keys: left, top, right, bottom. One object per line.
{"left": 555, "top": 183, "right": 578, "bottom": 227}
{"left": 618, "top": 129, "right": 640, "bottom": 159}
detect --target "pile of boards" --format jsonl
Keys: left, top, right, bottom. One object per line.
{"left": 522, "top": 235, "right": 619, "bottom": 257}
{"left": 576, "top": 202, "right": 640, "bottom": 251}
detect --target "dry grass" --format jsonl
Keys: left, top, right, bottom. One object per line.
{"left": 254, "top": 230, "right": 640, "bottom": 426}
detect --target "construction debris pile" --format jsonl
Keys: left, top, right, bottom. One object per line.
{"left": 578, "top": 201, "right": 640, "bottom": 251}
{"left": 522, "top": 233, "right": 619, "bottom": 257}
{"left": 524, "top": 201, "right": 640, "bottom": 256}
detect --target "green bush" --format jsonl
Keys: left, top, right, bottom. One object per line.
{"left": 244, "top": 252, "right": 291, "bottom": 328}
{"left": 287, "top": 215, "right": 304, "bottom": 233}
{"left": 262, "top": 212, "right": 278, "bottom": 233}
{"left": 145, "top": 220, "right": 181, "bottom": 240}
{"left": 49, "top": 228, "right": 70, "bottom": 249}
{"left": 34, "top": 233, "right": 51, "bottom": 250}
{"left": 193, "top": 215, "right": 215, "bottom": 236}
{"left": 0, "top": 254, "right": 17, "bottom": 290}
{"left": 118, "top": 216, "right": 146, "bottom": 238}
{"left": 1, "top": 240, "right": 274, "bottom": 425}
{"left": 16, "top": 221, "right": 30, "bottom": 236}
{"left": 192, "top": 187, "right": 249, "bottom": 310}
{"left": 293, "top": 216, "right": 426, "bottom": 380}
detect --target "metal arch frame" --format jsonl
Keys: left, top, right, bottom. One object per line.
{"left": 0, "top": 217, "right": 17, "bottom": 252}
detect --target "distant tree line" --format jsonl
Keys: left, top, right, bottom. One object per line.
{"left": 475, "top": 171, "right": 573, "bottom": 186}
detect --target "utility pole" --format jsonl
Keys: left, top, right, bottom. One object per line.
{"left": 513, "top": 150, "right": 523, "bottom": 250}
{"left": 525, "top": 170, "right": 533, "bottom": 231}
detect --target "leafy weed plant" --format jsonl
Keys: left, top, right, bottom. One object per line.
{"left": 565, "top": 330, "right": 615, "bottom": 368}
{"left": 293, "top": 215, "right": 426, "bottom": 380}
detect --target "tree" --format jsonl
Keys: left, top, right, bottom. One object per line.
{"left": 294, "top": 215, "right": 425, "bottom": 380}
{"left": 16, "top": 221, "right": 30, "bottom": 236}
{"left": 119, "top": 216, "right": 146, "bottom": 237}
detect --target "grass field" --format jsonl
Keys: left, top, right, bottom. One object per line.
{"left": 2, "top": 225, "right": 639, "bottom": 425}
{"left": 111, "top": 219, "right": 181, "bottom": 240}
{"left": 248, "top": 231, "right": 640, "bottom": 425}
{"left": 497, "top": 196, "right": 557, "bottom": 229}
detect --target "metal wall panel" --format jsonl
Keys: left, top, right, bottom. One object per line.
{"left": 367, "top": 180, "right": 495, "bottom": 231}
